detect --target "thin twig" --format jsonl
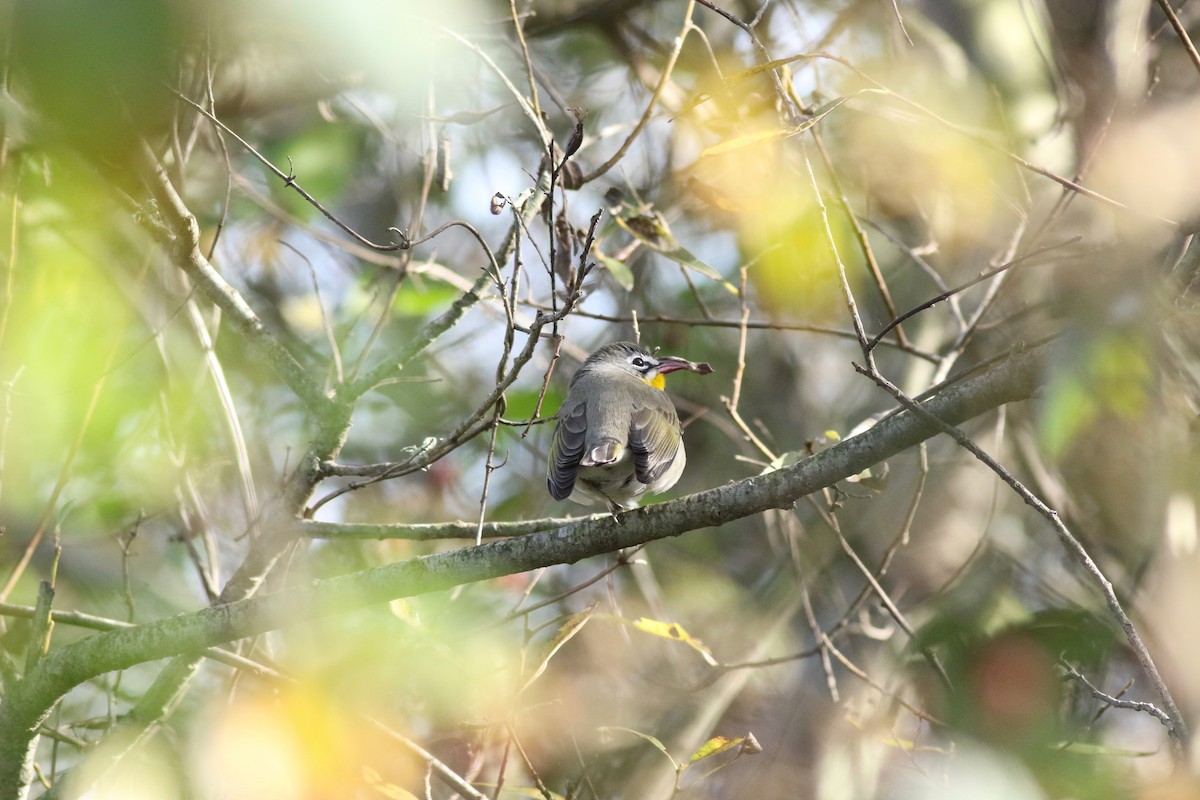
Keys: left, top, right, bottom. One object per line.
{"left": 800, "top": 581, "right": 839, "bottom": 702}
{"left": 0, "top": 277, "right": 133, "bottom": 601}
{"left": 570, "top": 310, "right": 937, "bottom": 360}
{"left": 1061, "top": 663, "right": 1173, "bottom": 729}
{"left": 509, "top": 0, "right": 544, "bottom": 131}
{"left": 1155, "top": 0, "right": 1200, "bottom": 77}
{"left": 169, "top": 88, "right": 410, "bottom": 252}
{"left": 179, "top": 280, "right": 262, "bottom": 538}
{"left": 722, "top": 268, "right": 777, "bottom": 461}
{"left": 282, "top": 240, "right": 344, "bottom": 384}
{"left": 812, "top": 131, "right": 909, "bottom": 347}
{"left": 579, "top": 1, "right": 697, "bottom": 183}
{"left": 866, "top": 236, "right": 1083, "bottom": 352}
{"left": 853, "top": 362, "right": 1190, "bottom": 752}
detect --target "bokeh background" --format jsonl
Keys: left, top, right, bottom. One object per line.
{"left": 2, "top": 0, "right": 1200, "bottom": 797}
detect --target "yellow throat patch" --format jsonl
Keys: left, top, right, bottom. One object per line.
{"left": 644, "top": 374, "right": 666, "bottom": 391}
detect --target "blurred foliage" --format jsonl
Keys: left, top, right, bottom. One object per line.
{"left": 2, "top": 0, "right": 1200, "bottom": 798}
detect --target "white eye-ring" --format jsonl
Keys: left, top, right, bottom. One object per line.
{"left": 631, "top": 356, "right": 649, "bottom": 368}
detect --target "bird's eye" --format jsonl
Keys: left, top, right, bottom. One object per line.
{"left": 631, "top": 357, "right": 648, "bottom": 368}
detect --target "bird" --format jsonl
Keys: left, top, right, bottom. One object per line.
{"left": 547, "top": 341, "right": 713, "bottom": 512}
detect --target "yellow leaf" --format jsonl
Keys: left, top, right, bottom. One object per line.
{"left": 700, "top": 128, "right": 790, "bottom": 158}
{"left": 627, "top": 617, "right": 718, "bottom": 666}
{"left": 688, "top": 735, "right": 743, "bottom": 764}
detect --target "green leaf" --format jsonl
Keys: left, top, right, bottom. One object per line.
{"left": 393, "top": 281, "right": 463, "bottom": 317}
{"left": 1053, "top": 741, "right": 1157, "bottom": 758}
{"left": 656, "top": 243, "right": 738, "bottom": 295}
{"left": 595, "top": 251, "right": 635, "bottom": 291}
{"left": 688, "top": 736, "right": 743, "bottom": 764}
{"left": 612, "top": 210, "right": 737, "bottom": 294}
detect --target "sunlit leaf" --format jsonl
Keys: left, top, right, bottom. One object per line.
{"left": 388, "top": 597, "right": 420, "bottom": 626}
{"left": 700, "top": 128, "right": 790, "bottom": 157}
{"left": 688, "top": 735, "right": 744, "bottom": 764}
{"left": 724, "top": 53, "right": 816, "bottom": 87}
{"left": 620, "top": 616, "right": 719, "bottom": 666}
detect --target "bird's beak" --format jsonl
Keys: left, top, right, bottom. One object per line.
{"left": 657, "top": 356, "right": 714, "bottom": 376}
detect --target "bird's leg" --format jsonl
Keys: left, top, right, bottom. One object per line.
{"left": 604, "top": 497, "right": 623, "bottom": 524}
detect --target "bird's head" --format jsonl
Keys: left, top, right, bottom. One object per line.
{"left": 581, "top": 342, "right": 713, "bottom": 390}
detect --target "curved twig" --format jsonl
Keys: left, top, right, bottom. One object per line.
{"left": 169, "top": 88, "right": 411, "bottom": 252}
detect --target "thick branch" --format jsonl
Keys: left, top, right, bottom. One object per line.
{"left": 138, "top": 146, "right": 327, "bottom": 411}
{"left": 0, "top": 345, "right": 1042, "bottom": 799}
{"left": 298, "top": 515, "right": 603, "bottom": 540}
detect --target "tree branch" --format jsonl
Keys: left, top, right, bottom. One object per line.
{"left": 137, "top": 144, "right": 328, "bottom": 412}
{"left": 0, "top": 343, "right": 1044, "bottom": 799}
{"left": 298, "top": 515, "right": 604, "bottom": 541}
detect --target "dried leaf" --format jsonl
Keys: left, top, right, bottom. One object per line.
{"left": 520, "top": 602, "right": 598, "bottom": 693}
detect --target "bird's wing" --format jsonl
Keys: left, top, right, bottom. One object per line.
{"left": 547, "top": 397, "right": 588, "bottom": 500}
{"left": 628, "top": 394, "right": 682, "bottom": 486}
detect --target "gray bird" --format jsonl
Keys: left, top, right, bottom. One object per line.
{"left": 547, "top": 342, "right": 713, "bottom": 511}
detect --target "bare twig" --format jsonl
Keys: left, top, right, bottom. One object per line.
{"left": 812, "top": 131, "right": 909, "bottom": 347}
{"left": 722, "top": 268, "right": 777, "bottom": 461}
{"left": 852, "top": 362, "right": 1190, "bottom": 752}
{"left": 137, "top": 143, "right": 326, "bottom": 410}
{"left": 179, "top": 281, "right": 262, "bottom": 537}
{"left": 1061, "top": 663, "right": 1173, "bottom": 729}
{"left": 170, "top": 88, "right": 410, "bottom": 252}
{"left": 570, "top": 310, "right": 938, "bottom": 360}
{"left": 579, "top": 1, "right": 697, "bottom": 183}
{"left": 1155, "top": 0, "right": 1200, "bottom": 77}
{"left": 866, "top": 236, "right": 1083, "bottom": 352}
{"left": 0, "top": 342, "right": 1047, "bottom": 798}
